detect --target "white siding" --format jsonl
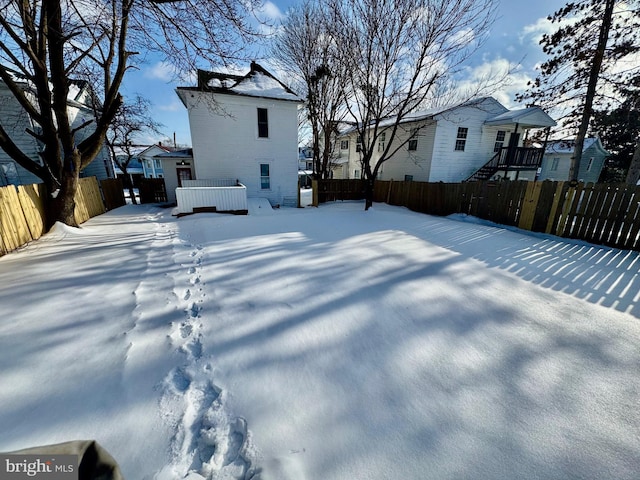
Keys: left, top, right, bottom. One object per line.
{"left": 176, "top": 185, "right": 248, "bottom": 214}
{"left": 429, "top": 101, "right": 511, "bottom": 182}
{"left": 376, "top": 122, "right": 437, "bottom": 181}
{"left": 0, "top": 84, "right": 42, "bottom": 186}
{"left": 182, "top": 91, "right": 299, "bottom": 207}
{"left": 539, "top": 154, "right": 571, "bottom": 181}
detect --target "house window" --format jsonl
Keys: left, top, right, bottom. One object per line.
{"left": 257, "top": 108, "right": 269, "bottom": 138}
{"left": 260, "top": 163, "right": 270, "bottom": 189}
{"left": 551, "top": 157, "right": 559, "bottom": 171}
{"left": 356, "top": 135, "right": 362, "bottom": 152}
{"left": 455, "top": 127, "right": 469, "bottom": 152}
{"left": 354, "top": 169, "right": 360, "bottom": 179}
{"left": 587, "top": 157, "right": 594, "bottom": 171}
{"left": 378, "top": 132, "right": 386, "bottom": 152}
{"left": 455, "top": 127, "right": 468, "bottom": 151}
{"left": 341, "top": 140, "right": 349, "bottom": 150}
{"left": 408, "top": 128, "right": 418, "bottom": 151}
{"left": 494, "top": 130, "right": 506, "bottom": 152}
{"left": 154, "top": 159, "right": 162, "bottom": 169}
{"left": 404, "top": 175, "right": 413, "bottom": 181}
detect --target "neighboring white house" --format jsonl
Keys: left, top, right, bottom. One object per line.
{"left": 334, "top": 97, "right": 556, "bottom": 183}
{"left": 175, "top": 62, "right": 303, "bottom": 208}
{"left": 0, "top": 70, "right": 113, "bottom": 187}
{"left": 538, "top": 137, "right": 610, "bottom": 183}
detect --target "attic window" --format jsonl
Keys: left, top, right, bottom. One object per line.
{"left": 257, "top": 108, "right": 269, "bottom": 138}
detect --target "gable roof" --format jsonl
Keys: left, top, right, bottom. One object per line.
{"left": 1, "top": 65, "right": 97, "bottom": 108}
{"left": 545, "top": 137, "right": 610, "bottom": 156}
{"left": 484, "top": 106, "right": 556, "bottom": 128}
{"left": 179, "top": 62, "right": 302, "bottom": 103}
{"left": 339, "top": 97, "right": 510, "bottom": 135}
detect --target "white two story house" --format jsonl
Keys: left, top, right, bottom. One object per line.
{"left": 176, "top": 62, "right": 303, "bottom": 208}
{"left": 334, "top": 97, "right": 556, "bottom": 183}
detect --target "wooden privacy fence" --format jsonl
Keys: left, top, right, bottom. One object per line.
{"left": 101, "top": 178, "right": 126, "bottom": 211}
{"left": 0, "top": 176, "right": 126, "bottom": 256}
{"left": 139, "top": 178, "right": 167, "bottom": 204}
{"left": 315, "top": 179, "right": 640, "bottom": 251}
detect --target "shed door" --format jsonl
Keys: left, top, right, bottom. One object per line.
{"left": 177, "top": 168, "right": 192, "bottom": 187}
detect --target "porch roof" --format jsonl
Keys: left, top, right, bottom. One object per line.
{"left": 153, "top": 148, "right": 193, "bottom": 159}
{"left": 484, "top": 106, "right": 556, "bottom": 128}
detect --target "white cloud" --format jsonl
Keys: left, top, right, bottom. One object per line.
{"left": 520, "top": 17, "right": 554, "bottom": 43}
{"left": 145, "top": 62, "right": 177, "bottom": 82}
{"left": 451, "top": 57, "right": 533, "bottom": 109}
{"left": 157, "top": 101, "right": 183, "bottom": 112}
{"left": 259, "top": 1, "right": 284, "bottom": 21}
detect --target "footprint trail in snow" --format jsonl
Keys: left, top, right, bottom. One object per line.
{"left": 158, "top": 242, "right": 258, "bottom": 480}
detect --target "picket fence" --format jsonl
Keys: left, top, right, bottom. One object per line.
{"left": 314, "top": 179, "right": 640, "bottom": 251}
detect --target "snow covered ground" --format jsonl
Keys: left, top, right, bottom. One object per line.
{"left": 1, "top": 201, "right": 639, "bottom": 480}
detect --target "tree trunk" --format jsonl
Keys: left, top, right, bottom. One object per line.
{"left": 125, "top": 171, "right": 137, "bottom": 205}
{"left": 364, "top": 177, "right": 374, "bottom": 210}
{"left": 47, "top": 154, "right": 81, "bottom": 229}
{"left": 568, "top": 0, "right": 615, "bottom": 181}
{"left": 625, "top": 138, "right": 640, "bottom": 185}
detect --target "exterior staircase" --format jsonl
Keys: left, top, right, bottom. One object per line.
{"left": 465, "top": 147, "right": 545, "bottom": 182}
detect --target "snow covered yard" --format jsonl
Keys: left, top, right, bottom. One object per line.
{"left": 1, "top": 201, "right": 639, "bottom": 480}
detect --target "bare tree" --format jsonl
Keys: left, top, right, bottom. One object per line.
{"left": 326, "top": 0, "right": 497, "bottom": 209}
{"left": 105, "top": 95, "right": 163, "bottom": 204}
{"left": 0, "top": 0, "right": 260, "bottom": 227}
{"left": 271, "top": 0, "right": 350, "bottom": 180}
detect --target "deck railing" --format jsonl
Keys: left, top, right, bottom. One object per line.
{"left": 496, "top": 147, "right": 544, "bottom": 168}
{"left": 176, "top": 180, "right": 248, "bottom": 215}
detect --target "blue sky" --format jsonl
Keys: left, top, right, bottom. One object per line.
{"left": 122, "top": 0, "right": 568, "bottom": 147}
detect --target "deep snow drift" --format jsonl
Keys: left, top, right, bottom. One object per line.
{"left": 1, "top": 201, "right": 639, "bottom": 480}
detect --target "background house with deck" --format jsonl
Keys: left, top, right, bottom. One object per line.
{"left": 538, "top": 137, "right": 609, "bottom": 183}
{"left": 334, "top": 97, "right": 556, "bottom": 183}
{"left": 0, "top": 71, "right": 113, "bottom": 187}
{"left": 175, "top": 62, "right": 303, "bottom": 211}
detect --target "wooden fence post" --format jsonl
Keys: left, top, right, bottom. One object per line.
{"left": 312, "top": 179, "right": 319, "bottom": 207}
